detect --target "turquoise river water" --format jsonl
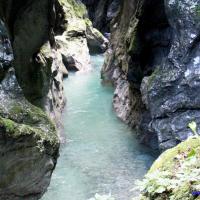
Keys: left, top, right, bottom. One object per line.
{"left": 42, "top": 55, "right": 155, "bottom": 200}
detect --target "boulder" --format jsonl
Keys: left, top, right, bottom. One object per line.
{"left": 141, "top": 0, "right": 200, "bottom": 150}
{"left": 0, "top": 70, "right": 59, "bottom": 200}
{"left": 56, "top": 0, "right": 108, "bottom": 71}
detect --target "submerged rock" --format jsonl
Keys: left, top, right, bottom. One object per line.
{"left": 0, "top": 70, "right": 59, "bottom": 200}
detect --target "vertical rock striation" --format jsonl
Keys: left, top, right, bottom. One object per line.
{"left": 102, "top": 0, "right": 200, "bottom": 150}
{"left": 141, "top": 0, "right": 200, "bottom": 150}
{"left": 0, "top": 0, "right": 66, "bottom": 122}
{"left": 81, "top": 0, "right": 121, "bottom": 34}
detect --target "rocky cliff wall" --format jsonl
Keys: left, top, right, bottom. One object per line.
{"left": 102, "top": 0, "right": 200, "bottom": 151}
{"left": 0, "top": 0, "right": 107, "bottom": 122}
{"left": 0, "top": 0, "right": 107, "bottom": 199}
{"left": 81, "top": 0, "right": 121, "bottom": 34}
{"left": 0, "top": 69, "right": 59, "bottom": 200}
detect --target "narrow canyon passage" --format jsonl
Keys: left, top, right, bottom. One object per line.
{"left": 42, "top": 55, "right": 155, "bottom": 200}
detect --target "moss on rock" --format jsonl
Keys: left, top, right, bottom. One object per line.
{"left": 58, "top": 0, "right": 87, "bottom": 20}
{"left": 0, "top": 115, "right": 59, "bottom": 151}
{"left": 0, "top": 99, "right": 59, "bottom": 147}
{"left": 0, "top": 70, "right": 60, "bottom": 199}
{"left": 147, "top": 67, "right": 161, "bottom": 89}
{"left": 139, "top": 137, "right": 200, "bottom": 200}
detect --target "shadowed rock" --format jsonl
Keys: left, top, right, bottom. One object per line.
{"left": 0, "top": 70, "right": 59, "bottom": 200}
{"left": 102, "top": 0, "right": 200, "bottom": 150}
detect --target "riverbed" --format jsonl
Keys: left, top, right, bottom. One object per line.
{"left": 42, "top": 55, "right": 155, "bottom": 200}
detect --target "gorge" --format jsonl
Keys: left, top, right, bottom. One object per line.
{"left": 0, "top": 0, "right": 200, "bottom": 200}
{"left": 42, "top": 54, "right": 155, "bottom": 200}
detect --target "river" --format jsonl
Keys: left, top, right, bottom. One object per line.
{"left": 42, "top": 54, "right": 155, "bottom": 200}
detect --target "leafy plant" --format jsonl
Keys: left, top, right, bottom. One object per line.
{"left": 195, "top": 5, "right": 200, "bottom": 16}
{"left": 136, "top": 136, "right": 200, "bottom": 199}
{"left": 188, "top": 121, "right": 198, "bottom": 136}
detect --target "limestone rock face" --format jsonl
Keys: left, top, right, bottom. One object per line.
{"left": 0, "top": 5, "right": 61, "bottom": 200}
{"left": 102, "top": 0, "right": 145, "bottom": 127}
{"left": 102, "top": 0, "right": 200, "bottom": 150}
{"left": 102, "top": 0, "right": 160, "bottom": 149}
{"left": 0, "top": 0, "right": 108, "bottom": 199}
{"left": 0, "top": 70, "right": 59, "bottom": 200}
{"left": 141, "top": 0, "right": 200, "bottom": 150}
{"left": 82, "top": 0, "right": 121, "bottom": 33}
{"left": 86, "top": 23, "right": 109, "bottom": 53}
{"left": 0, "top": 20, "right": 13, "bottom": 82}
{"left": 56, "top": 0, "right": 108, "bottom": 70}
{"left": 110, "top": 67, "right": 145, "bottom": 128}
{"left": 0, "top": 0, "right": 66, "bottom": 123}
{"left": 0, "top": 0, "right": 107, "bottom": 121}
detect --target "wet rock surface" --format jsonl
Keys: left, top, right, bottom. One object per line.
{"left": 111, "top": 67, "right": 145, "bottom": 129}
{"left": 0, "top": 0, "right": 107, "bottom": 121}
{"left": 102, "top": 0, "right": 200, "bottom": 150}
{"left": 0, "top": 20, "right": 13, "bottom": 82}
{"left": 142, "top": 0, "right": 200, "bottom": 150}
{"left": 0, "top": 0, "right": 107, "bottom": 199}
{"left": 0, "top": 0, "right": 65, "bottom": 122}
{"left": 81, "top": 0, "right": 121, "bottom": 33}
{"left": 0, "top": 70, "right": 59, "bottom": 200}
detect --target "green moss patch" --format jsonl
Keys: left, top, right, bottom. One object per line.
{"left": 0, "top": 94, "right": 59, "bottom": 151}
{"left": 59, "top": 0, "right": 87, "bottom": 19}
{"left": 0, "top": 115, "right": 59, "bottom": 151}
{"left": 138, "top": 137, "right": 200, "bottom": 200}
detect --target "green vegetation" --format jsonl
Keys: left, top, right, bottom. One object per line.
{"left": 0, "top": 117, "right": 16, "bottom": 132}
{"left": 147, "top": 67, "right": 161, "bottom": 89}
{"left": 0, "top": 95, "right": 59, "bottom": 150}
{"left": 59, "top": 0, "right": 87, "bottom": 19}
{"left": 188, "top": 121, "right": 198, "bottom": 136}
{"left": 0, "top": 115, "right": 59, "bottom": 150}
{"left": 136, "top": 122, "right": 200, "bottom": 200}
{"left": 195, "top": 5, "right": 200, "bottom": 16}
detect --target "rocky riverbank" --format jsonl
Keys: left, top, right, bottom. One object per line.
{"left": 0, "top": 0, "right": 107, "bottom": 199}
{"left": 99, "top": 0, "right": 200, "bottom": 199}
{"left": 0, "top": 0, "right": 200, "bottom": 199}
{"left": 101, "top": 0, "right": 200, "bottom": 151}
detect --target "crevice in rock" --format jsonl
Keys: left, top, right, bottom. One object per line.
{"left": 0, "top": 20, "right": 13, "bottom": 82}
{"left": 101, "top": 0, "right": 174, "bottom": 150}
{"left": 185, "top": 33, "right": 200, "bottom": 64}
{"left": 127, "top": 0, "right": 172, "bottom": 86}
{"left": 127, "top": 0, "right": 173, "bottom": 150}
